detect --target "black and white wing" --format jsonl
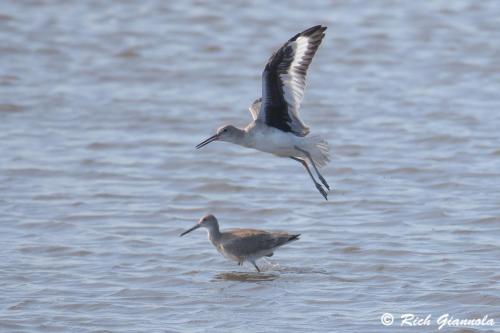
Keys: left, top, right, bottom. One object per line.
{"left": 255, "top": 25, "right": 327, "bottom": 136}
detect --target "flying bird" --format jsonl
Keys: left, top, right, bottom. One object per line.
{"left": 196, "top": 25, "right": 331, "bottom": 200}
{"left": 180, "top": 214, "right": 300, "bottom": 272}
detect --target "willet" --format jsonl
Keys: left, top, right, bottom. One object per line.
{"left": 196, "top": 25, "right": 331, "bottom": 200}
{"left": 180, "top": 214, "right": 300, "bottom": 272}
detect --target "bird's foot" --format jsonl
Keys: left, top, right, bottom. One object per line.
{"left": 251, "top": 261, "right": 261, "bottom": 272}
{"left": 318, "top": 175, "right": 330, "bottom": 191}
{"left": 316, "top": 183, "right": 328, "bottom": 200}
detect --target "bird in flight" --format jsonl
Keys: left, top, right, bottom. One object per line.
{"left": 180, "top": 214, "right": 300, "bottom": 272}
{"left": 196, "top": 25, "right": 331, "bottom": 200}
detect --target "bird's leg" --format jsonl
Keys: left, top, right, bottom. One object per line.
{"left": 290, "top": 156, "right": 328, "bottom": 200}
{"left": 294, "top": 146, "right": 330, "bottom": 191}
{"left": 251, "top": 261, "right": 261, "bottom": 273}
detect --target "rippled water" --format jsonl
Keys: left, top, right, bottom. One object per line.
{"left": 1, "top": 0, "right": 500, "bottom": 332}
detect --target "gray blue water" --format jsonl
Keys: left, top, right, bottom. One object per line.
{"left": 1, "top": 0, "right": 500, "bottom": 332}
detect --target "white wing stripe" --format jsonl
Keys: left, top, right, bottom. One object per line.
{"left": 254, "top": 25, "right": 327, "bottom": 136}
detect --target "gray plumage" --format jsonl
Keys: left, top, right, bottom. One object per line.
{"left": 180, "top": 214, "right": 300, "bottom": 272}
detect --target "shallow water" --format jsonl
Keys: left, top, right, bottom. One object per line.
{"left": 1, "top": 0, "right": 500, "bottom": 332}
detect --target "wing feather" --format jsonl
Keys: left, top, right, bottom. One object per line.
{"left": 221, "top": 229, "right": 297, "bottom": 258}
{"left": 248, "top": 98, "right": 262, "bottom": 120}
{"left": 255, "top": 25, "right": 327, "bottom": 136}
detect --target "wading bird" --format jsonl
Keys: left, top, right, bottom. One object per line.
{"left": 196, "top": 25, "right": 331, "bottom": 200}
{"left": 180, "top": 214, "right": 300, "bottom": 272}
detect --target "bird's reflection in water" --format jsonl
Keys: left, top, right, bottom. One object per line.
{"left": 213, "top": 271, "right": 279, "bottom": 282}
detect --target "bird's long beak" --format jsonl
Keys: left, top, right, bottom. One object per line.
{"left": 180, "top": 224, "right": 200, "bottom": 236}
{"left": 196, "top": 134, "right": 219, "bottom": 149}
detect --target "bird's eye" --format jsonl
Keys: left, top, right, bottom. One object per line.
{"left": 223, "top": 129, "right": 228, "bottom": 133}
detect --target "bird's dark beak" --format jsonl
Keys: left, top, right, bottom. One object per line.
{"left": 196, "top": 134, "right": 219, "bottom": 149}
{"left": 180, "top": 224, "right": 200, "bottom": 237}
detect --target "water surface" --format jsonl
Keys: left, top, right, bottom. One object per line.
{"left": 1, "top": 0, "right": 500, "bottom": 332}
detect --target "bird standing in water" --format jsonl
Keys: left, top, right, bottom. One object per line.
{"left": 196, "top": 25, "right": 331, "bottom": 200}
{"left": 180, "top": 214, "right": 300, "bottom": 272}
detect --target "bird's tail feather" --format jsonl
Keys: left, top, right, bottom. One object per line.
{"left": 307, "top": 135, "right": 330, "bottom": 168}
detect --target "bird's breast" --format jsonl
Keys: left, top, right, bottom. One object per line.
{"left": 216, "top": 243, "right": 241, "bottom": 262}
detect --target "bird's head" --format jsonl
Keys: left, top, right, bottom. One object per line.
{"left": 196, "top": 125, "right": 242, "bottom": 149}
{"left": 180, "top": 214, "right": 219, "bottom": 236}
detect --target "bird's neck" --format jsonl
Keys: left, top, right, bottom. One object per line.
{"left": 206, "top": 225, "right": 221, "bottom": 243}
{"left": 230, "top": 127, "right": 251, "bottom": 147}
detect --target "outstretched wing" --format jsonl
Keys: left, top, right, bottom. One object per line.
{"left": 248, "top": 98, "right": 262, "bottom": 120}
{"left": 258, "top": 25, "right": 327, "bottom": 136}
